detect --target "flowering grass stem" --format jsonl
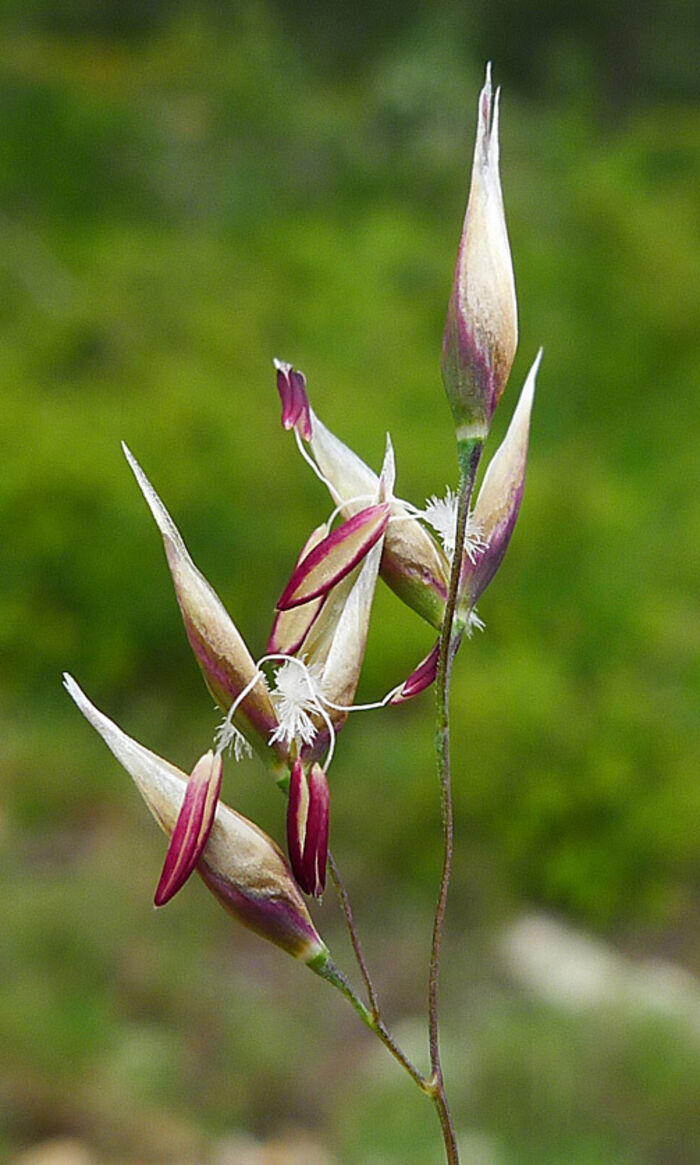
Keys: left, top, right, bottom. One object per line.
{"left": 429, "top": 436, "right": 483, "bottom": 1163}
{"left": 318, "top": 438, "right": 484, "bottom": 1163}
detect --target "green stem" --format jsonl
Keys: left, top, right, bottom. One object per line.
{"left": 310, "top": 950, "right": 429, "bottom": 1092}
{"left": 428, "top": 436, "right": 483, "bottom": 1163}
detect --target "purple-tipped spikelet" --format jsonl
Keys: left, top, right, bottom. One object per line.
{"left": 272, "top": 339, "right": 540, "bottom": 703}
{"left": 273, "top": 370, "right": 450, "bottom": 629}
{"left": 64, "top": 675, "right": 327, "bottom": 963}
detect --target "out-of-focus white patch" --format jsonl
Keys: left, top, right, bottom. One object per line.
{"left": 501, "top": 913, "right": 700, "bottom": 1037}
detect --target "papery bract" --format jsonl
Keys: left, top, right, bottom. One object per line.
{"left": 303, "top": 437, "right": 394, "bottom": 740}
{"left": 267, "top": 523, "right": 328, "bottom": 656}
{"left": 265, "top": 435, "right": 394, "bottom": 764}
{"left": 459, "top": 349, "right": 541, "bottom": 612}
{"left": 122, "top": 444, "right": 284, "bottom": 762}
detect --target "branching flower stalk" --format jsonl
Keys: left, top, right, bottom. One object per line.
{"left": 64, "top": 65, "right": 541, "bottom": 1165}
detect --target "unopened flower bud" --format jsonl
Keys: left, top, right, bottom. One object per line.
{"left": 442, "top": 64, "right": 517, "bottom": 444}
{"left": 64, "top": 675, "right": 327, "bottom": 963}
{"left": 287, "top": 759, "right": 330, "bottom": 898}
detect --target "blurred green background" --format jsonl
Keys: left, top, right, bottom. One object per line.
{"left": 1, "top": 1, "right": 698, "bottom": 1162}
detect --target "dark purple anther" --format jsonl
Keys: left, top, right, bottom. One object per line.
{"left": 154, "top": 752, "right": 223, "bottom": 906}
{"left": 274, "top": 359, "right": 312, "bottom": 440}
{"left": 391, "top": 640, "right": 440, "bottom": 704}
{"left": 287, "top": 759, "right": 330, "bottom": 898}
{"left": 276, "top": 504, "right": 390, "bottom": 611}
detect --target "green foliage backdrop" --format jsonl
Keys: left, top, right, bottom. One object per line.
{"left": 1, "top": 3, "right": 698, "bottom": 1161}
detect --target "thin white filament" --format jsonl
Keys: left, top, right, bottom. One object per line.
{"left": 294, "top": 427, "right": 336, "bottom": 492}
{"left": 325, "top": 492, "right": 378, "bottom": 528}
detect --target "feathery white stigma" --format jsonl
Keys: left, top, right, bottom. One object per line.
{"left": 269, "top": 660, "right": 325, "bottom": 748}
{"left": 467, "top": 608, "right": 485, "bottom": 636}
{"left": 422, "top": 488, "right": 489, "bottom": 564}
{"left": 214, "top": 718, "right": 253, "bottom": 760}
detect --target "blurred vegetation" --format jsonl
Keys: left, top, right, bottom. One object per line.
{"left": 0, "top": 1, "right": 698, "bottom": 1161}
